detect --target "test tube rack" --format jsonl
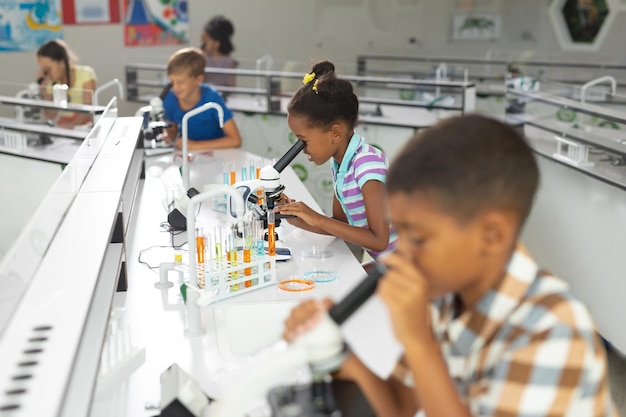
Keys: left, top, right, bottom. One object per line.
{"left": 553, "top": 135, "right": 595, "bottom": 168}
{"left": 196, "top": 255, "right": 277, "bottom": 303}
{"left": 0, "top": 130, "right": 27, "bottom": 152}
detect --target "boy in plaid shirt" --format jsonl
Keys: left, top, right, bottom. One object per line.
{"left": 285, "top": 114, "right": 618, "bottom": 417}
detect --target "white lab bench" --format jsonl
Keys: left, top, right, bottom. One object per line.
{"left": 89, "top": 148, "right": 381, "bottom": 416}
{"left": 0, "top": 97, "right": 147, "bottom": 417}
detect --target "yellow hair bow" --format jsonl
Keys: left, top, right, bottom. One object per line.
{"left": 302, "top": 72, "right": 316, "bottom": 84}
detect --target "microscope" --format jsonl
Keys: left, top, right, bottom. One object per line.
{"left": 205, "top": 264, "right": 384, "bottom": 417}
{"left": 15, "top": 82, "right": 43, "bottom": 124}
{"left": 232, "top": 139, "right": 306, "bottom": 231}
{"left": 141, "top": 83, "right": 172, "bottom": 143}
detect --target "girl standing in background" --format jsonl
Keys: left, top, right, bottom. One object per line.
{"left": 201, "top": 15, "right": 238, "bottom": 88}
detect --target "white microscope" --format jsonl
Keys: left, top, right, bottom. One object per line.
{"left": 157, "top": 263, "right": 384, "bottom": 417}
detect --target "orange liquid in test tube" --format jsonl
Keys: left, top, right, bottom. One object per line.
{"left": 196, "top": 235, "right": 205, "bottom": 264}
{"left": 244, "top": 248, "right": 252, "bottom": 287}
{"left": 268, "top": 224, "right": 276, "bottom": 256}
{"left": 229, "top": 170, "right": 236, "bottom": 185}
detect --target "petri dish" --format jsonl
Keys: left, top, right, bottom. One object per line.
{"left": 302, "top": 270, "right": 337, "bottom": 283}
{"left": 301, "top": 246, "right": 337, "bottom": 283}
{"left": 279, "top": 278, "right": 315, "bottom": 292}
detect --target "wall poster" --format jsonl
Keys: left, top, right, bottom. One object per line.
{"left": 0, "top": 0, "right": 63, "bottom": 51}
{"left": 451, "top": 12, "right": 501, "bottom": 40}
{"left": 61, "top": 0, "right": 120, "bottom": 25}
{"left": 123, "top": 0, "right": 188, "bottom": 46}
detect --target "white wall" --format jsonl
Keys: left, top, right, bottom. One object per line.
{"left": 3, "top": 0, "right": 626, "bottom": 117}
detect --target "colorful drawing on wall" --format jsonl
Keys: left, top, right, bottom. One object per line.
{"left": 452, "top": 13, "right": 501, "bottom": 40}
{"left": 561, "top": 0, "right": 609, "bottom": 43}
{"left": 0, "top": 0, "right": 63, "bottom": 51}
{"left": 123, "top": 0, "right": 188, "bottom": 46}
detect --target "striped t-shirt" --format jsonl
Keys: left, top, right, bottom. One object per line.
{"left": 331, "top": 133, "right": 397, "bottom": 258}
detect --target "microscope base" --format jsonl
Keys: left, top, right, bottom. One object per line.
{"left": 267, "top": 380, "right": 375, "bottom": 417}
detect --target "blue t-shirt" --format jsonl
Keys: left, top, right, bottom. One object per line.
{"left": 163, "top": 84, "right": 233, "bottom": 141}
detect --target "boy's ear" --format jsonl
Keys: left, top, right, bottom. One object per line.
{"left": 195, "top": 74, "right": 205, "bottom": 84}
{"left": 477, "top": 210, "right": 517, "bottom": 255}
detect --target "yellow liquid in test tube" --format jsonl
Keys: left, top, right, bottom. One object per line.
{"left": 229, "top": 248, "right": 239, "bottom": 291}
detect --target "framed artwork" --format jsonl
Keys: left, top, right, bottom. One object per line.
{"left": 0, "top": 0, "right": 63, "bottom": 51}
{"left": 549, "top": 0, "right": 617, "bottom": 51}
{"left": 124, "top": 0, "right": 188, "bottom": 46}
{"left": 62, "top": 0, "right": 120, "bottom": 25}
{"left": 452, "top": 12, "right": 501, "bottom": 40}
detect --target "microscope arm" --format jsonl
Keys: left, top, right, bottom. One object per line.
{"left": 231, "top": 139, "right": 306, "bottom": 214}
{"left": 207, "top": 314, "right": 345, "bottom": 417}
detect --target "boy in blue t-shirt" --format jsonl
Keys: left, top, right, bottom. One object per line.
{"left": 163, "top": 47, "right": 241, "bottom": 150}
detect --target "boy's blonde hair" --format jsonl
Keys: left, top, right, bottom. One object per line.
{"left": 167, "top": 47, "right": 206, "bottom": 78}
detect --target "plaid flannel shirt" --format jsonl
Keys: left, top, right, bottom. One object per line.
{"left": 424, "top": 247, "right": 618, "bottom": 417}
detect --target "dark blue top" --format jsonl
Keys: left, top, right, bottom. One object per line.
{"left": 163, "top": 84, "right": 234, "bottom": 141}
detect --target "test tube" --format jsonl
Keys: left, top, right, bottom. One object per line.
{"left": 248, "top": 159, "right": 256, "bottom": 181}
{"left": 243, "top": 220, "right": 253, "bottom": 287}
{"left": 254, "top": 218, "right": 265, "bottom": 259}
{"left": 213, "top": 226, "right": 224, "bottom": 287}
{"left": 267, "top": 210, "right": 276, "bottom": 257}
{"left": 253, "top": 218, "right": 264, "bottom": 286}
{"left": 255, "top": 158, "right": 262, "bottom": 179}
{"left": 175, "top": 253, "right": 184, "bottom": 287}
{"left": 229, "top": 162, "right": 236, "bottom": 185}
{"left": 222, "top": 163, "right": 230, "bottom": 186}
{"left": 196, "top": 226, "right": 206, "bottom": 288}
{"left": 256, "top": 185, "right": 265, "bottom": 208}
{"left": 227, "top": 225, "right": 239, "bottom": 292}
{"left": 240, "top": 162, "right": 248, "bottom": 182}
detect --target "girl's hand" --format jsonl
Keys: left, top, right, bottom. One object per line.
{"left": 283, "top": 298, "right": 334, "bottom": 342}
{"left": 35, "top": 68, "right": 49, "bottom": 84}
{"left": 377, "top": 251, "right": 432, "bottom": 346}
{"left": 274, "top": 193, "right": 295, "bottom": 208}
{"left": 275, "top": 201, "right": 322, "bottom": 227}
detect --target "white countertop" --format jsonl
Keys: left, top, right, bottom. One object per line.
{"left": 91, "top": 148, "right": 395, "bottom": 416}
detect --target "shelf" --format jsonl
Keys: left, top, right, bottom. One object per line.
{"left": 0, "top": 116, "right": 87, "bottom": 140}
{"left": 0, "top": 95, "right": 107, "bottom": 114}
{"left": 507, "top": 89, "right": 626, "bottom": 125}
{"left": 125, "top": 63, "right": 475, "bottom": 116}
{"left": 508, "top": 113, "right": 626, "bottom": 157}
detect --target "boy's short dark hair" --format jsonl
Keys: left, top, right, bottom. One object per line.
{"left": 167, "top": 47, "right": 206, "bottom": 78}
{"left": 387, "top": 114, "right": 539, "bottom": 226}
